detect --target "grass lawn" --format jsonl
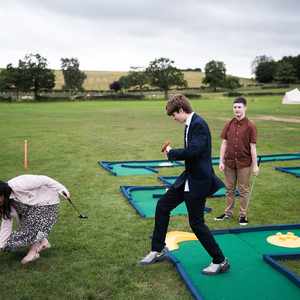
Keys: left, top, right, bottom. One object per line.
{"left": 0, "top": 95, "right": 299, "bottom": 299}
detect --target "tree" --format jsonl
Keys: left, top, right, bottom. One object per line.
{"left": 251, "top": 55, "right": 273, "bottom": 74}
{"left": 251, "top": 55, "right": 277, "bottom": 83}
{"left": 202, "top": 60, "right": 226, "bottom": 91}
{"left": 109, "top": 81, "right": 122, "bottom": 93}
{"left": 21, "top": 53, "right": 55, "bottom": 99}
{"left": 127, "top": 71, "right": 149, "bottom": 90}
{"left": 224, "top": 75, "right": 241, "bottom": 91}
{"left": 275, "top": 61, "right": 297, "bottom": 83}
{"left": 146, "top": 57, "right": 187, "bottom": 99}
{"left": 118, "top": 75, "right": 130, "bottom": 90}
{"left": 0, "top": 63, "right": 32, "bottom": 99}
{"left": 0, "top": 71, "right": 6, "bottom": 91}
{"left": 255, "top": 61, "right": 277, "bottom": 83}
{"left": 294, "top": 55, "right": 300, "bottom": 81}
{"left": 61, "top": 58, "right": 87, "bottom": 99}
{"left": 280, "top": 55, "right": 300, "bottom": 81}
{"left": 0, "top": 66, "right": 17, "bottom": 92}
{"left": 119, "top": 71, "right": 149, "bottom": 91}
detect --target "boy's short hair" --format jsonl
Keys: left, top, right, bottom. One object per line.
{"left": 233, "top": 96, "right": 247, "bottom": 106}
{"left": 166, "top": 94, "right": 193, "bottom": 116}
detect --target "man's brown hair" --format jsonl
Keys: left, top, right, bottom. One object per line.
{"left": 166, "top": 94, "right": 193, "bottom": 116}
{"left": 233, "top": 96, "right": 247, "bottom": 106}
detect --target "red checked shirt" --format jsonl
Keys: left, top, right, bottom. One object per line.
{"left": 221, "top": 117, "right": 257, "bottom": 169}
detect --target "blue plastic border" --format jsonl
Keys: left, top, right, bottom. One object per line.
{"left": 99, "top": 159, "right": 184, "bottom": 176}
{"left": 157, "top": 176, "right": 240, "bottom": 198}
{"left": 275, "top": 166, "right": 300, "bottom": 178}
{"left": 258, "top": 153, "right": 300, "bottom": 162}
{"left": 167, "top": 251, "right": 204, "bottom": 300}
{"left": 100, "top": 153, "right": 300, "bottom": 176}
{"left": 121, "top": 164, "right": 159, "bottom": 174}
{"left": 263, "top": 253, "right": 300, "bottom": 288}
{"left": 120, "top": 185, "right": 153, "bottom": 218}
{"left": 99, "top": 161, "right": 118, "bottom": 176}
{"left": 122, "top": 160, "right": 183, "bottom": 169}
{"left": 158, "top": 175, "right": 178, "bottom": 186}
{"left": 120, "top": 185, "right": 212, "bottom": 218}
{"left": 166, "top": 223, "right": 300, "bottom": 300}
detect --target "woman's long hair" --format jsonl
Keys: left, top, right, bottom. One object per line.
{"left": 0, "top": 181, "right": 12, "bottom": 219}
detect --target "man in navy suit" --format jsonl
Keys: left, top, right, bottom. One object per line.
{"left": 140, "top": 94, "right": 229, "bottom": 275}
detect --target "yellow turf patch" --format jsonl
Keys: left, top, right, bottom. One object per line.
{"left": 267, "top": 232, "right": 300, "bottom": 248}
{"left": 166, "top": 231, "right": 198, "bottom": 251}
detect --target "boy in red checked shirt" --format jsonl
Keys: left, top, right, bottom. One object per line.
{"left": 215, "top": 97, "right": 259, "bottom": 226}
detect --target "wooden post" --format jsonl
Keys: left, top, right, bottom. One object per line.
{"left": 24, "top": 140, "right": 28, "bottom": 170}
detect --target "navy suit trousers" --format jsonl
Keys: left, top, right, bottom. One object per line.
{"left": 151, "top": 186, "right": 225, "bottom": 264}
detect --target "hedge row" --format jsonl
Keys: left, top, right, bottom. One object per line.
{"left": 224, "top": 91, "right": 285, "bottom": 97}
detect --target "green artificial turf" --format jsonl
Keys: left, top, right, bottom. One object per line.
{"left": 275, "top": 167, "right": 300, "bottom": 177}
{"left": 121, "top": 186, "right": 214, "bottom": 217}
{"left": 170, "top": 229, "right": 300, "bottom": 300}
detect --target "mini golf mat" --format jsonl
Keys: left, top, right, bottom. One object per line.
{"left": 166, "top": 224, "right": 300, "bottom": 300}
{"left": 158, "top": 176, "right": 239, "bottom": 197}
{"left": 258, "top": 153, "right": 300, "bottom": 162}
{"left": 99, "top": 153, "right": 300, "bottom": 176}
{"left": 275, "top": 166, "right": 300, "bottom": 178}
{"left": 120, "top": 186, "right": 212, "bottom": 218}
{"left": 99, "top": 160, "right": 183, "bottom": 176}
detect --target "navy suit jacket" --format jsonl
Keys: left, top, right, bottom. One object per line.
{"left": 167, "top": 113, "right": 224, "bottom": 199}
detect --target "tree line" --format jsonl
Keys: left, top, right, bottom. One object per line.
{"left": 0, "top": 54, "right": 86, "bottom": 100}
{"left": 110, "top": 58, "right": 241, "bottom": 99}
{"left": 252, "top": 54, "right": 300, "bottom": 83}
{"left": 1, "top": 53, "right": 299, "bottom": 101}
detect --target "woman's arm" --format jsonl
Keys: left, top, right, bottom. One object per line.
{"left": 9, "top": 175, "right": 70, "bottom": 198}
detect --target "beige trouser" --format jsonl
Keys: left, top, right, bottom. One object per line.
{"left": 224, "top": 166, "right": 251, "bottom": 217}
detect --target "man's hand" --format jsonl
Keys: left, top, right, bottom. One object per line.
{"left": 219, "top": 162, "right": 225, "bottom": 172}
{"left": 252, "top": 165, "right": 259, "bottom": 176}
{"left": 163, "top": 145, "right": 172, "bottom": 158}
{"left": 61, "top": 191, "right": 70, "bottom": 199}
{"left": 161, "top": 141, "right": 171, "bottom": 153}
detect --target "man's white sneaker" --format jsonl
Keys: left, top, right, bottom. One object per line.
{"left": 139, "top": 248, "right": 168, "bottom": 265}
{"left": 202, "top": 258, "right": 230, "bottom": 275}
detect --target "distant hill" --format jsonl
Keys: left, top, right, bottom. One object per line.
{"left": 54, "top": 70, "right": 252, "bottom": 91}
{"left": 54, "top": 70, "right": 128, "bottom": 91}
{"left": 0, "top": 68, "right": 251, "bottom": 91}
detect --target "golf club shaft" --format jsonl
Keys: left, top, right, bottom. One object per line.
{"left": 246, "top": 156, "right": 261, "bottom": 210}
{"left": 67, "top": 197, "right": 82, "bottom": 216}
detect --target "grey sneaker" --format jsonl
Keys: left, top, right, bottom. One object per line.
{"left": 202, "top": 258, "right": 230, "bottom": 275}
{"left": 139, "top": 248, "right": 168, "bottom": 265}
{"left": 214, "top": 213, "right": 232, "bottom": 221}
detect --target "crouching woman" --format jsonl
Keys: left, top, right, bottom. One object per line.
{"left": 0, "top": 175, "right": 70, "bottom": 264}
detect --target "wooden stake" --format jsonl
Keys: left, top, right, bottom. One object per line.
{"left": 24, "top": 140, "right": 28, "bottom": 170}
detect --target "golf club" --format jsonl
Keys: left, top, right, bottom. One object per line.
{"left": 246, "top": 156, "right": 262, "bottom": 210}
{"left": 62, "top": 192, "right": 88, "bottom": 219}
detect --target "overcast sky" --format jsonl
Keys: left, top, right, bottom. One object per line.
{"left": 1, "top": 0, "right": 299, "bottom": 77}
